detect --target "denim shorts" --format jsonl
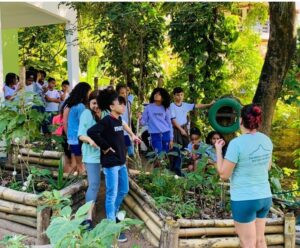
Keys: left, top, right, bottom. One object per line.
{"left": 231, "top": 197, "right": 272, "bottom": 223}
{"left": 70, "top": 144, "right": 82, "bottom": 156}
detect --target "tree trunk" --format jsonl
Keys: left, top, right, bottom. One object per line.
{"left": 189, "top": 58, "right": 197, "bottom": 127}
{"left": 252, "top": 3, "right": 297, "bottom": 135}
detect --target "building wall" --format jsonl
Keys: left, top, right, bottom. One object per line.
{"left": 2, "top": 29, "right": 18, "bottom": 76}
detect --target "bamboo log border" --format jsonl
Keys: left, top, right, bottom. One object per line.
{"left": 19, "top": 148, "right": 63, "bottom": 159}
{"left": 0, "top": 199, "right": 37, "bottom": 217}
{"left": 179, "top": 225, "right": 284, "bottom": 238}
{"left": 179, "top": 234, "right": 284, "bottom": 247}
{"left": 4, "top": 162, "right": 58, "bottom": 172}
{"left": 0, "top": 226, "right": 37, "bottom": 245}
{"left": 0, "top": 212, "right": 36, "bottom": 227}
{"left": 0, "top": 219, "right": 37, "bottom": 237}
{"left": 123, "top": 177, "right": 294, "bottom": 248}
{"left": 284, "top": 213, "right": 296, "bottom": 248}
{"left": 0, "top": 179, "right": 87, "bottom": 245}
{"left": 122, "top": 200, "right": 160, "bottom": 247}
{"left": 19, "top": 156, "right": 59, "bottom": 167}
{"left": 0, "top": 186, "right": 38, "bottom": 206}
{"left": 177, "top": 217, "right": 284, "bottom": 228}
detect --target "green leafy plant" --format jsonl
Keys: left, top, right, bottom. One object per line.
{"left": 46, "top": 202, "right": 143, "bottom": 248}
{"left": 38, "top": 190, "right": 72, "bottom": 215}
{"left": 40, "top": 159, "right": 79, "bottom": 190}
{"left": 0, "top": 92, "right": 46, "bottom": 153}
{"left": 137, "top": 144, "right": 229, "bottom": 219}
{"left": 0, "top": 235, "right": 28, "bottom": 248}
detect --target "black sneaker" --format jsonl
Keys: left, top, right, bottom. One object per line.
{"left": 81, "top": 219, "right": 93, "bottom": 231}
{"left": 118, "top": 232, "right": 127, "bottom": 242}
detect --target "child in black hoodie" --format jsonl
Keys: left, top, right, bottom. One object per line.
{"left": 87, "top": 91, "right": 129, "bottom": 242}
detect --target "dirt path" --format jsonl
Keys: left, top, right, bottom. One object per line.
{"left": 93, "top": 174, "right": 154, "bottom": 248}
{"left": 0, "top": 174, "right": 153, "bottom": 248}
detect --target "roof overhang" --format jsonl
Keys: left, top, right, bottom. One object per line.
{"left": 0, "top": 2, "right": 76, "bottom": 29}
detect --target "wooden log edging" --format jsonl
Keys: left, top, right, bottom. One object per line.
{"left": 159, "top": 217, "right": 179, "bottom": 248}
{"left": 36, "top": 208, "right": 51, "bottom": 245}
{"left": 19, "top": 148, "right": 63, "bottom": 159}
{"left": 123, "top": 194, "right": 161, "bottom": 240}
{"left": 177, "top": 217, "right": 284, "bottom": 228}
{"left": 0, "top": 186, "right": 38, "bottom": 206}
{"left": 124, "top": 178, "right": 293, "bottom": 248}
{"left": 4, "top": 162, "right": 58, "bottom": 172}
{"left": 179, "top": 234, "right": 284, "bottom": 248}
{"left": 0, "top": 199, "right": 37, "bottom": 217}
{"left": 60, "top": 179, "right": 88, "bottom": 197}
{"left": 179, "top": 225, "right": 284, "bottom": 238}
{"left": 0, "top": 212, "right": 37, "bottom": 227}
{"left": 129, "top": 189, "right": 163, "bottom": 228}
{"left": 284, "top": 213, "right": 296, "bottom": 248}
{"left": 19, "top": 156, "right": 59, "bottom": 167}
{"left": 0, "top": 179, "right": 88, "bottom": 245}
{"left": 0, "top": 227, "right": 37, "bottom": 245}
{"left": 122, "top": 201, "right": 160, "bottom": 247}
{"left": 0, "top": 219, "right": 37, "bottom": 237}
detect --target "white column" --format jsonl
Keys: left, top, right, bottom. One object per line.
{"left": 0, "top": 8, "right": 4, "bottom": 102}
{"left": 66, "top": 20, "right": 79, "bottom": 89}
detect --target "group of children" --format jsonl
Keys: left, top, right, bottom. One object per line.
{"left": 3, "top": 69, "right": 70, "bottom": 134}
{"left": 3, "top": 72, "right": 225, "bottom": 241}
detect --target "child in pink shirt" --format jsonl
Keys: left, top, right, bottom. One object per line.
{"left": 52, "top": 114, "right": 64, "bottom": 136}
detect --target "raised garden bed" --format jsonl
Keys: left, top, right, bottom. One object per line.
{"left": 0, "top": 179, "right": 87, "bottom": 245}
{"left": 122, "top": 177, "right": 296, "bottom": 248}
{"left": 5, "top": 147, "right": 62, "bottom": 172}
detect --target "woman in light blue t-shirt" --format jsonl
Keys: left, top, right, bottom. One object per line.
{"left": 215, "top": 104, "right": 273, "bottom": 248}
{"left": 78, "top": 90, "right": 101, "bottom": 230}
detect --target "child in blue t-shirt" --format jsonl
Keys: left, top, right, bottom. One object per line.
{"left": 66, "top": 82, "right": 92, "bottom": 174}
{"left": 78, "top": 90, "right": 101, "bottom": 231}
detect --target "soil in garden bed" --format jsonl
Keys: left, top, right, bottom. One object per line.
{"left": 133, "top": 169, "right": 233, "bottom": 220}
{"left": 93, "top": 174, "right": 154, "bottom": 248}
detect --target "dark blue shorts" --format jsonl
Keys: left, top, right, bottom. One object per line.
{"left": 150, "top": 131, "right": 170, "bottom": 154}
{"left": 70, "top": 144, "right": 82, "bottom": 156}
{"left": 231, "top": 197, "right": 272, "bottom": 223}
{"left": 124, "top": 135, "right": 132, "bottom": 147}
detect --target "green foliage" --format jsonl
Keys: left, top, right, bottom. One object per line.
{"left": 72, "top": 2, "right": 165, "bottom": 101}
{"left": 46, "top": 202, "right": 143, "bottom": 248}
{"left": 0, "top": 92, "right": 46, "bottom": 153}
{"left": 269, "top": 158, "right": 284, "bottom": 193}
{"left": 18, "top": 24, "right": 67, "bottom": 81}
{"left": 8, "top": 181, "right": 22, "bottom": 191}
{"left": 242, "top": 3, "right": 268, "bottom": 28}
{"left": 138, "top": 145, "right": 229, "bottom": 219}
{"left": 269, "top": 156, "right": 299, "bottom": 207}
{"left": 168, "top": 3, "right": 239, "bottom": 102}
{"left": 0, "top": 235, "right": 28, "bottom": 248}
{"left": 28, "top": 159, "right": 79, "bottom": 193}
{"left": 225, "top": 29, "right": 263, "bottom": 103}
{"left": 38, "top": 190, "right": 72, "bottom": 214}
{"left": 43, "top": 159, "right": 79, "bottom": 190}
{"left": 281, "top": 29, "right": 300, "bottom": 106}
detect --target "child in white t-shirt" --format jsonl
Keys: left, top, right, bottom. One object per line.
{"left": 45, "top": 78, "right": 61, "bottom": 113}
{"left": 170, "top": 87, "right": 215, "bottom": 148}
{"left": 4, "top": 73, "right": 18, "bottom": 101}
{"left": 59, "top": 80, "right": 70, "bottom": 111}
